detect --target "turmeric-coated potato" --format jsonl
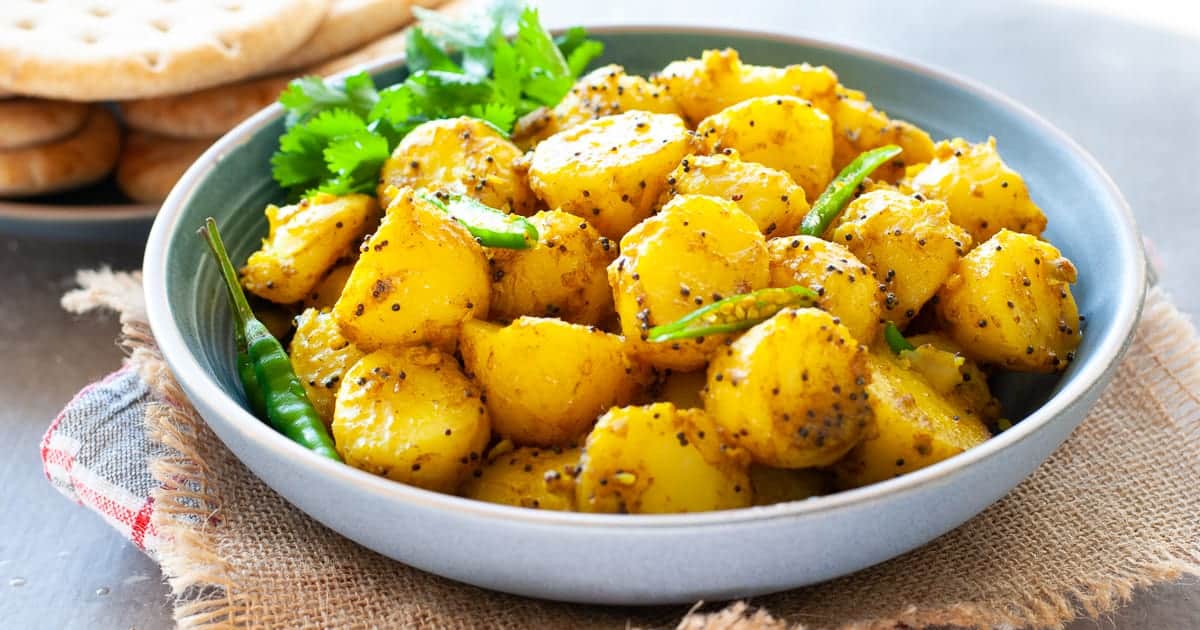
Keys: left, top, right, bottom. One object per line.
{"left": 575, "top": 403, "right": 752, "bottom": 513}
{"left": 460, "top": 317, "right": 647, "bottom": 447}
{"left": 289, "top": 308, "right": 364, "bottom": 426}
{"left": 703, "top": 308, "right": 872, "bottom": 468}
{"left": 665, "top": 153, "right": 810, "bottom": 236}
{"left": 656, "top": 48, "right": 839, "bottom": 125}
{"left": 610, "top": 194, "right": 770, "bottom": 370}
{"left": 936, "top": 230, "right": 1081, "bottom": 372}
{"left": 334, "top": 190, "right": 490, "bottom": 351}
{"left": 487, "top": 210, "right": 616, "bottom": 325}
{"left": 832, "top": 189, "right": 972, "bottom": 327}
{"left": 377, "top": 116, "right": 536, "bottom": 213}
{"left": 768, "top": 235, "right": 882, "bottom": 345}
{"left": 241, "top": 193, "right": 378, "bottom": 304}
{"left": 303, "top": 262, "right": 354, "bottom": 309}
{"left": 461, "top": 446, "right": 581, "bottom": 511}
{"left": 908, "top": 137, "right": 1048, "bottom": 244}
{"left": 333, "top": 347, "right": 490, "bottom": 493}
{"left": 528, "top": 110, "right": 693, "bottom": 239}
{"left": 833, "top": 349, "right": 991, "bottom": 488}
{"left": 653, "top": 368, "right": 707, "bottom": 410}
{"left": 830, "top": 87, "right": 934, "bottom": 182}
{"left": 749, "top": 465, "right": 830, "bottom": 506}
{"left": 904, "top": 333, "right": 1002, "bottom": 421}
{"left": 697, "top": 96, "right": 834, "bottom": 202}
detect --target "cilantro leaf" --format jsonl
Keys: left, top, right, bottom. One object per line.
{"left": 406, "top": 27, "right": 462, "bottom": 74}
{"left": 278, "top": 73, "right": 378, "bottom": 126}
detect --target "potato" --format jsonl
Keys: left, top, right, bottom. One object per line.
{"left": 487, "top": 210, "right": 616, "bottom": 325}
{"left": 665, "top": 152, "right": 810, "bottom": 236}
{"left": 768, "top": 235, "right": 882, "bottom": 345}
{"left": 303, "top": 262, "right": 354, "bottom": 309}
{"left": 461, "top": 446, "right": 581, "bottom": 511}
{"left": 655, "top": 48, "right": 839, "bottom": 125}
{"left": 289, "top": 308, "right": 364, "bottom": 426}
{"left": 833, "top": 349, "right": 991, "bottom": 488}
{"left": 830, "top": 87, "right": 934, "bottom": 181}
{"left": 653, "top": 368, "right": 707, "bottom": 410}
{"left": 528, "top": 110, "right": 693, "bottom": 239}
{"left": 908, "top": 137, "right": 1048, "bottom": 244}
{"left": 610, "top": 194, "right": 770, "bottom": 370}
{"left": 702, "top": 308, "right": 871, "bottom": 468}
{"left": 905, "top": 333, "right": 1001, "bottom": 421}
{"left": 241, "top": 193, "right": 378, "bottom": 304}
{"left": 333, "top": 189, "right": 490, "bottom": 351}
{"left": 832, "top": 189, "right": 972, "bottom": 327}
{"left": 697, "top": 96, "right": 834, "bottom": 201}
{"left": 936, "top": 230, "right": 1081, "bottom": 372}
{"left": 749, "top": 465, "right": 830, "bottom": 506}
{"left": 460, "top": 317, "right": 647, "bottom": 447}
{"left": 377, "top": 116, "right": 536, "bottom": 213}
{"left": 575, "top": 403, "right": 752, "bottom": 513}
{"left": 333, "top": 346, "right": 490, "bottom": 493}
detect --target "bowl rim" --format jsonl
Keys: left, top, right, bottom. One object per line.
{"left": 144, "top": 25, "right": 1147, "bottom": 530}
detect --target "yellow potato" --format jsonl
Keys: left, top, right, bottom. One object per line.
{"left": 303, "top": 262, "right": 354, "bottom": 309}
{"left": 333, "top": 347, "right": 491, "bottom": 493}
{"left": 768, "top": 235, "right": 882, "bottom": 345}
{"left": 832, "top": 189, "right": 972, "bottom": 327}
{"left": 665, "top": 152, "right": 810, "bottom": 236}
{"left": 289, "top": 308, "right": 364, "bottom": 426}
{"left": 575, "top": 403, "right": 752, "bottom": 513}
{"left": 703, "top": 308, "right": 872, "bottom": 468}
{"left": 609, "top": 194, "right": 770, "bottom": 370}
{"left": 528, "top": 110, "right": 693, "bottom": 240}
{"left": 908, "top": 137, "right": 1047, "bottom": 244}
{"left": 749, "top": 465, "right": 830, "bottom": 506}
{"left": 333, "top": 189, "right": 490, "bottom": 351}
{"left": 461, "top": 446, "right": 582, "bottom": 511}
{"left": 241, "top": 193, "right": 379, "bottom": 304}
{"left": 487, "top": 210, "right": 616, "bottom": 325}
{"left": 459, "top": 317, "right": 647, "bottom": 447}
{"left": 833, "top": 349, "right": 991, "bottom": 488}
{"left": 830, "top": 87, "right": 934, "bottom": 181}
{"left": 653, "top": 368, "right": 707, "bottom": 410}
{"left": 904, "top": 333, "right": 1002, "bottom": 421}
{"left": 377, "top": 116, "right": 536, "bottom": 213}
{"left": 936, "top": 230, "right": 1081, "bottom": 372}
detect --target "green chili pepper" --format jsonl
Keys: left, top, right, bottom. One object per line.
{"left": 422, "top": 192, "right": 539, "bottom": 249}
{"left": 799, "top": 144, "right": 903, "bottom": 237}
{"left": 883, "top": 321, "right": 915, "bottom": 354}
{"left": 200, "top": 218, "right": 342, "bottom": 462}
{"left": 647, "top": 286, "right": 819, "bottom": 343}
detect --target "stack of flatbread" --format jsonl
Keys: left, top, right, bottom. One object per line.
{"left": 0, "top": 0, "right": 449, "bottom": 205}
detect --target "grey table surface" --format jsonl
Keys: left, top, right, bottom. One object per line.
{"left": 1, "top": 0, "right": 1197, "bottom": 628}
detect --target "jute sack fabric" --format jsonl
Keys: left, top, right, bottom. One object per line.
{"left": 63, "top": 271, "right": 1200, "bottom": 630}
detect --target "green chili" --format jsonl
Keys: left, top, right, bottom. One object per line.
{"left": 883, "top": 321, "right": 915, "bottom": 354}
{"left": 200, "top": 218, "right": 342, "bottom": 462}
{"left": 799, "top": 144, "right": 903, "bottom": 237}
{"left": 422, "top": 192, "right": 539, "bottom": 249}
{"left": 647, "top": 286, "right": 819, "bottom": 343}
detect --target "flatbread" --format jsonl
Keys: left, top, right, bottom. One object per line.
{"left": 271, "top": 0, "right": 435, "bottom": 72}
{"left": 308, "top": 0, "right": 464, "bottom": 76}
{"left": 0, "top": 0, "right": 332, "bottom": 101}
{"left": 116, "top": 131, "right": 214, "bottom": 204}
{"left": 120, "top": 75, "right": 293, "bottom": 139}
{"left": 0, "top": 98, "right": 90, "bottom": 149}
{"left": 0, "top": 106, "right": 120, "bottom": 197}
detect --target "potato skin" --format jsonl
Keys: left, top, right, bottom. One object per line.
{"left": 665, "top": 152, "right": 810, "bottom": 236}
{"left": 697, "top": 96, "right": 834, "bottom": 202}
{"left": 333, "top": 190, "right": 490, "bottom": 351}
{"left": 289, "top": 308, "right": 364, "bottom": 426}
{"left": 377, "top": 116, "right": 536, "bottom": 213}
{"left": 242, "top": 193, "right": 379, "bottom": 304}
{"left": 749, "top": 465, "right": 830, "bottom": 506}
{"left": 303, "top": 262, "right": 354, "bottom": 309}
{"left": 459, "top": 317, "right": 647, "bottom": 447}
{"left": 832, "top": 189, "right": 972, "bottom": 327}
{"left": 487, "top": 210, "right": 616, "bottom": 325}
{"left": 702, "top": 308, "right": 872, "bottom": 468}
{"left": 461, "top": 446, "right": 581, "bottom": 511}
{"left": 575, "top": 403, "right": 752, "bottom": 513}
{"left": 830, "top": 87, "right": 934, "bottom": 182}
{"left": 936, "top": 230, "right": 1081, "bottom": 372}
{"left": 768, "top": 235, "right": 882, "bottom": 345}
{"left": 332, "top": 347, "right": 490, "bottom": 493}
{"left": 528, "top": 110, "right": 693, "bottom": 240}
{"left": 908, "top": 137, "right": 1047, "bottom": 244}
{"left": 609, "top": 194, "right": 770, "bottom": 371}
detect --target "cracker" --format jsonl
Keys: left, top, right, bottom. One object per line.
{"left": 308, "top": 0, "right": 463, "bottom": 77}
{"left": 0, "top": 98, "right": 90, "bottom": 150}
{"left": 272, "top": 0, "right": 438, "bottom": 72}
{"left": 120, "top": 75, "right": 293, "bottom": 139}
{"left": 116, "top": 131, "right": 214, "bottom": 204}
{"left": 0, "top": 106, "right": 120, "bottom": 197}
{"left": 0, "top": 0, "right": 332, "bottom": 101}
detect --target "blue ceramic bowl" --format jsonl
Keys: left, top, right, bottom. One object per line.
{"left": 144, "top": 28, "right": 1146, "bottom": 605}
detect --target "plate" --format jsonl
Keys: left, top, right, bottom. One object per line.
{"left": 0, "top": 179, "right": 157, "bottom": 240}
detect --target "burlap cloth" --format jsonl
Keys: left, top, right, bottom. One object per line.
{"left": 61, "top": 270, "right": 1200, "bottom": 630}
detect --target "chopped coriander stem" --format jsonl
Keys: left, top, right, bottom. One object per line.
{"left": 647, "top": 286, "right": 819, "bottom": 343}
{"left": 800, "top": 144, "right": 903, "bottom": 237}
{"left": 421, "top": 192, "right": 538, "bottom": 249}
{"left": 884, "top": 321, "right": 915, "bottom": 354}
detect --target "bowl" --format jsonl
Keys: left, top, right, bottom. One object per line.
{"left": 143, "top": 27, "right": 1146, "bottom": 605}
